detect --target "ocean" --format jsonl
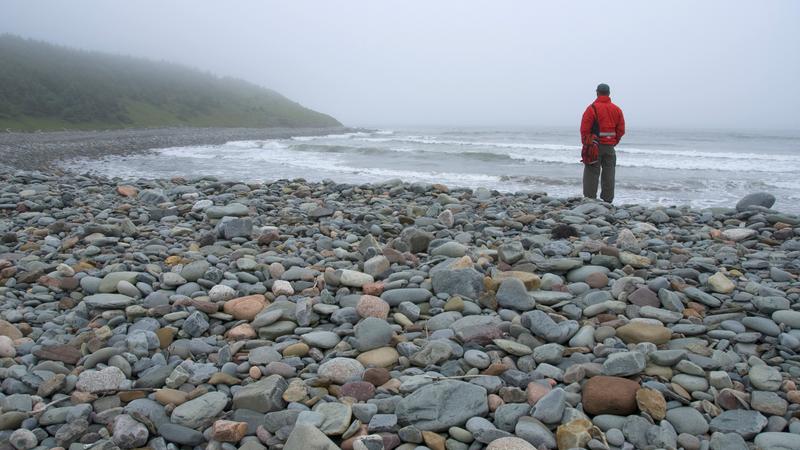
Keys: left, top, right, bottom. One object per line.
{"left": 70, "top": 127, "right": 800, "bottom": 214}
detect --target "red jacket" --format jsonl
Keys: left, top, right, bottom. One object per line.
{"left": 581, "top": 95, "right": 625, "bottom": 146}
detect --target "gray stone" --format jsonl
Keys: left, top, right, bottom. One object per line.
{"left": 301, "top": 331, "right": 341, "bottom": 349}
{"left": 355, "top": 317, "right": 394, "bottom": 351}
{"left": 749, "top": 364, "right": 783, "bottom": 391}
{"left": 9, "top": 429, "right": 37, "bottom": 450}
{"left": 496, "top": 278, "right": 535, "bottom": 311}
{"left": 773, "top": 310, "right": 800, "bottom": 329}
{"left": 426, "top": 311, "right": 463, "bottom": 331}
{"left": 710, "top": 432, "right": 748, "bottom": 450}
{"left": 514, "top": 416, "right": 555, "bottom": 448}
{"left": 430, "top": 258, "right": 484, "bottom": 299}
{"left": 665, "top": 407, "right": 709, "bottom": 435}
{"left": 98, "top": 272, "right": 140, "bottom": 293}
{"left": 263, "top": 410, "right": 301, "bottom": 433}
{"left": 603, "top": 351, "right": 646, "bottom": 376}
{"left": 206, "top": 203, "right": 249, "bottom": 219}
{"left": 736, "top": 192, "right": 776, "bottom": 211}
{"left": 75, "top": 366, "right": 126, "bottom": 393}
{"left": 672, "top": 374, "right": 709, "bottom": 392}
{"left": 218, "top": 217, "right": 253, "bottom": 239}
{"left": 410, "top": 341, "right": 453, "bottom": 367}
{"left": 521, "top": 310, "right": 577, "bottom": 344}
{"left": 494, "top": 403, "right": 530, "bottom": 432}
{"left": 606, "top": 428, "right": 624, "bottom": 447}
{"left": 754, "top": 433, "right": 800, "bottom": 450}
{"left": 649, "top": 349, "right": 687, "bottom": 366}
{"left": 709, "top": 409, "right": 768, "bottom": 439}
{"left": 531, "top": 388, "right": 565, "bottom": 424}
{"left": 248, "top": 346, "right": 282, "bottom": 366}
{"left": 313, "top": 402, "right": 352, "bottom": 435}
{"left": 182, "top": 311, "right": 209, "bottom": 337}
{"left": 395, "top": 380, "right": 488, "bottom": 431}
{"left": 381, "top": 288, "right": 431, "bottom": 306}
{"left": 232, "top": 375, "right": 288, "bottom": 413}
{"left": 753, "top": 296, "right": 790, "bottom": 314}
{"left": 113, "top": 414, "right": 149, "bottom": 448}
{"left": 532, "top": 343, "right": 564, "bottom": 365}
{"left": 156, "top": 423, "right": 204, "bottom": 446}
{"left": 566, "top": 265, "right": 609, "bottom": 283}
{"left": 83, "top": 293, "right": 135, "bottom": 309}
{"left": 622, "top": 415, "right": 652, "bottom": 449}
{"left": 464, "top": 349, "right": 491, "bottom": 369}
{"left": 283, "top": 423, "right": 339, "bottom": 450}
{"left": 139, "top": 189, "right": 167, "bottom": 204}
{"left": 364, "top": 255, "right": 390, "bottom": 277}
{"left": 431, "top": 241, "right": 467, "bottom": 258}
{"left": 751, "top": 390, "right": 788, "bottom": 416}
{"left": 742, "top": 317, "right": 781, "bottom": 336}
{"left": 180, "top": 260, "right": 210, "bottom": 282}
{"left": 498, "top": 241, "right": 525, "bottom": 264}
{"left": 124, "top": 399, "right": 169, "bottom": 425}
{"left": 368, "top": 414, "right": 399, "bottom": 433}
{"left": 530, "top": 290, "right": 573, "bottom": 306}
{"left": 170, "top": 391, "right": 227, "bottom": 428}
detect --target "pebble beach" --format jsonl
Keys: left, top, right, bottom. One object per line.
{"left": 1, "top": 132, "right": 800, "bottom": 450}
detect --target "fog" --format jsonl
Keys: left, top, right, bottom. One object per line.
{"left": 3, "top": 0, "right": 799, "bottom": 129}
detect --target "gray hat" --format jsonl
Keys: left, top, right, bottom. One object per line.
{"left": 596, "top": 83, "right": 610, "bottom": 95}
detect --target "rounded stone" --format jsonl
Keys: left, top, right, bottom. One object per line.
{"left": 0, "top": 335, "right": 16, "bottom": 358}
{"left": 581, "top": 376, "right": 640, "bottom": 416}
{"left": 209, "top": 284, "right": 236, "bottom": 302}
{"left": 354, "top": 317, "right": 394, "bottom": 352}
{"left": 749, "top": 364, "right": 782, "bottom": 391}
{"left": 340, "top": 381, "right": 376, "bottom": 401}
{"left": 486, "top": 437, "right": 536, "bottom": 450}
{"left": 665, "top": 407, "right": 709, "bottom": 435}
{"left": 357, "top": 347, "right": 400, "bottom": 368}
{"left": 736, "top": 192, "right": 776, "bottom": 211}
{"left": 772, "top": 310, "right": 800, "bottom": 329}
{"left": 301, "top": 330, "right": 341, "bottom": 349}
{"left": 223, "top": 295, "right": 267, "bottom": 320}
{"left": 356, "top": 295, "right": 391, "bottom": 320}
{"left": 282, "top": 342, "right": 310, "bottom": 357}
{"left": 585, "top": 272, "right": 609, "bottom": 289}
{"left": 615, "top": 322, "right": 672, "bottom": 345}
{"left": 318, "top": 357, "right": 365, "bottom": 384}
{"left": 9, "top": 429, "right": 38, "bottom": 450}
{"left": 363, "top": 367, "right": 391, "bottom": 386}
{"left": 76, "top": 366, "right": 127, "bottom": 393}
{"left": 635, "top": 388, "right": 666, "bottom": 420}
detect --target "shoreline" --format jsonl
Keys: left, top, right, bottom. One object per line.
{"left": 0, "top": 126, "right": 356, "bottom": 171}
{"left": 0, "top": 143, "right": 799, "bottom": 448}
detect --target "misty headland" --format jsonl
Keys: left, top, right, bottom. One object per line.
{"left": 1, "top": 2, "right": 800, "bottom": 450}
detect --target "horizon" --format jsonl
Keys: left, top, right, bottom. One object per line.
{"left": 2, "top": 0, "right": 799, "bottom": 130}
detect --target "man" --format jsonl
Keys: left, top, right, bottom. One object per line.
{"left": 580, "top": 83, "right": 625, "bottom": 203}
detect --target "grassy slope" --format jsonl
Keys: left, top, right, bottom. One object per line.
{"left": 0, "top": 35, "right": 341, "bottom": 131}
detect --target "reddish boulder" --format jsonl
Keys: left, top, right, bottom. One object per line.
{"left": 582, "top": 376, "right": 640, "bottom": 416}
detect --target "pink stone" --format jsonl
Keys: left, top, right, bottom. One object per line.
{"left": 356, "top": 295, "right": 390, "bottom": 319}
{"left": 362, "top": 282, "right": 385, "bottom": 296}
{"left": 488, "top": 393, "right": 505, "bottom": 411}
{"left": 526, "top": 381, "right": 552, "bottom": 405}
{"left": 227, "top": 324, "right": 256, "bottom": 340}
{"left": 340, "top": 381, "right": 376, "bottom": 401}
{"left": 223, "top": 295, "right": 267, "bottom": 320}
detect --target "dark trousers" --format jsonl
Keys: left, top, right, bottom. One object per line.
{"left": 583, "top": 144, "right": 616, "bottom": 203}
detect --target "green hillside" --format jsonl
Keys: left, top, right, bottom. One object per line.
{"left": 0, "top": 34, "right": 341, "bottom": 131}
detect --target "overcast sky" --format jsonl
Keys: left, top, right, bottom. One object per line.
{"left": 3, "top": 1, "right": 799, "bottom": 129}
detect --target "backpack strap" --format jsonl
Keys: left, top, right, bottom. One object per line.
{"left": 590, "top": 104, "right": 600, "bottom": 137}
